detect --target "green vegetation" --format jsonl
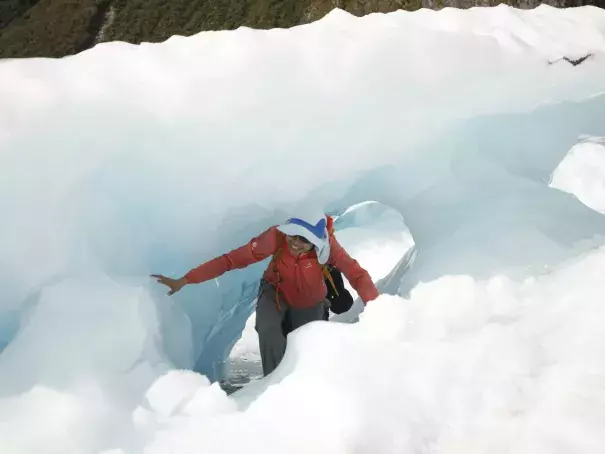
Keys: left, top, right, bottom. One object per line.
{"left": 0, "top": 0, "right": 110, "bottom": 58}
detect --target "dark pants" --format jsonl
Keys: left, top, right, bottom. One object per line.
{"left": 254, "top": 280, "right": 327, "bottom": 376}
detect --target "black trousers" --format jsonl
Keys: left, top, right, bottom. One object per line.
{"left": 254, "top": 280, "right": 327, "bottom": 376}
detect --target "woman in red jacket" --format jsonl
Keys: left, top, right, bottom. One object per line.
{"left": 153, "top": 213, "right": 379, "bottom": 376}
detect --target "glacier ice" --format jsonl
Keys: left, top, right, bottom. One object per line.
{"left": 1, "top": 4, "right": 605, "bottom": 453}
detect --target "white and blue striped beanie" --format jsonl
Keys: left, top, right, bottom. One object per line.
{"left": 276, "top": 213, "right": 330, "bottom": 264}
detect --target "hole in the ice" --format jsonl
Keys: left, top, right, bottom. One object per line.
{"left": 220, "top": 201, "right": 416, "bottom": 394}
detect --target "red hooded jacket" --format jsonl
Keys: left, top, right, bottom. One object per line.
{"left": 185, "top": 226, "right": 379, "bottom": 308}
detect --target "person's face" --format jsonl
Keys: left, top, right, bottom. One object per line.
{"left": 286, "top": 234, "right": 314, "bottom": 256}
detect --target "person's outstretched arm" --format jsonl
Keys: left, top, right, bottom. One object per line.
{"left": 152, "top": 226, "right": 280, "bottom": 295}
{"left": 328, "top": 236, "right": 379, "bottom": 304}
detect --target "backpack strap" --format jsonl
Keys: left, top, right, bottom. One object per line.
{"left": 270, "top": 232, "right": 286, "bottom": 311}
{"left": 322, "top": 265, "right": 339, "bottom": 297}
{"left": 322, "top": 215, "right": 339, "bottom": 296}
{"left": 326, "top": 215, "right": 335, "bottom": 236}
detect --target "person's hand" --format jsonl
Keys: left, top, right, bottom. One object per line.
{"left": 151, "top": 275, "right": 188, "bottom": 295}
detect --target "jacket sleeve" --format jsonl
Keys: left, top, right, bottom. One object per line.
{"left": 185, "top": 226, "right": 280, "bottom": 284}
{"left": 328, "top": 236, "right": 379, "bottom": 304}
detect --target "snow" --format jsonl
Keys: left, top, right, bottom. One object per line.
{"left": 550, "top": 137, "right": 605, "bottom": 214}
{"left": 140, "top": 245, "right": 605, "bottom": 454}
{"left": 1, "top": 4, "right": 605, "bottom": 454}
